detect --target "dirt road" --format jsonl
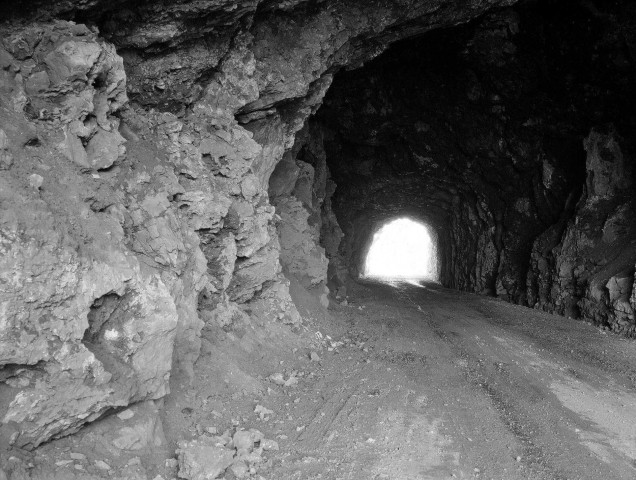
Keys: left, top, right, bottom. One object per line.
{"left": 26, "top": 280, "right": 636, "bottom": 480}
{"left": 265, "top": 280, "right": 636, "bottom": 480}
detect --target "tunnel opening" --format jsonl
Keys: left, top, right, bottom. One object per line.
{"left": 306, "top": 0, "right": 635, "bottom": 331}
{"left": 362, "top": 217, "right": 439, "bottom": 282}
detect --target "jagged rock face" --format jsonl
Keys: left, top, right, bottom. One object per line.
{"left": 269, "top": 123, "right": 334, "bottom": 293}
{"left": 0, "top": 0, "right": 519, "bottom": 449}
{"left": 0, "top": 23, "right": 205, "bottom": 449}
{"left": 529, "top": 129, "right": 636, "bottom": 334}
{"left": 314, "top": 1, "right": 636, "bottom": 331}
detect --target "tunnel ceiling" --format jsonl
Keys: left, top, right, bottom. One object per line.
{"left": 308, "top": 0, "right": 636, "bottom": 324}
{"left": 0, "top": 0, "right": 521, "bottom": 114}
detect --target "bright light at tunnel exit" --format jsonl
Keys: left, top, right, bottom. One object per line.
{"left": 363, "top": 218, "right": 438, "bottom": 281}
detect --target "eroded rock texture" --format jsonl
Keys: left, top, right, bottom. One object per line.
{"left": 1, "top": 0, "right": 526, "bottom": 449}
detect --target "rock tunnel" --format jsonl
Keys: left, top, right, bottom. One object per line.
{"left": 272, "top": 0, "right": 635, "bottom": 317}
{"left": 0, "top": 0, "right": 635, "bottom": 477}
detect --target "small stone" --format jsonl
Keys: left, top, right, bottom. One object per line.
{"left": 309, "top": 351, "right": 320, "bottom": 362}
{"left": 268, "top": 372, "right": 298, "bottom": 387}
{"left": 85, "top": 128, "right": 126, "bottom": 170}
{"left": 117, "top": 409, "right": 135, "bottom": 420}
{"left": 261, "top": 439, "right": 279, "bottom": 451}
{"left": 474, "top": 467, "right": 480, "bottom": 473}
{"left": 254, "top": 404, "right": 274, "bottom": 420}
{"left": 128, "top": 457, "right": 142, "bottom": 466}
{"left": 95, "top": 460, "right": 111, "bottom": 470}
{"left": 268, "top": 373, "right": 286, "bottom": 386}
{"left": 284, "top": 375, "right": 299, "bottom": 387}
{"left": 55, "top": 460, "right": 74, "bottom": 467}
{"left": 516, "top": 456, "right": 522, "bottom": 462}
{"left": 176, "top": 438, "right": 234, "bottom": 480}
{"left": 152, "top": 476, "right": 165, "bottom": 480}
{"left": 233, "top": 429, "right": 264, "bottom": 451}
{"left": 206, "top": 426, "right": 218, "bottom": 435}
{"left": 74, "top": 464, "right": 85, "bottom": 471}
{"left": 28, "top": 173, "right": 43, "bottom": 190}
{"left": 229, "top": 460, "right": 249, "bottom": 479}
{"left": 69, "top": 452, "right": 86, "bottom": 461}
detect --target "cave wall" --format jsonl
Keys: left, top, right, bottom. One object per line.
{"left": 0, "top": 0, "right": 523, "bottom": 449}
{"left": 314, "top": 0, "right": 636, "bottom": 331}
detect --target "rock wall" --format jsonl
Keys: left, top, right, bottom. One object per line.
{"left": 0, "top": 0, "right": 518, "bottom": 449}
{"left": 528, "top": 129, "right": 636, "bottom": 334}
{"left": 0, "top": 24, "right": 189, "bottom": 449}
{"left": 269, "top": 123, "right": 342, "bottom": 302}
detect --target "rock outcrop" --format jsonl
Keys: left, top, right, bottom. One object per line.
{"left": 529, "top": 129, "right": 636, "bottom": 335}
{"left": 0, "top": 24, "right": 183, "bottom": 449}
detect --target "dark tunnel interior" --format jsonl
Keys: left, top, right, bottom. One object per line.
{"left": 269, "top": 0, "right": 636, "bottom": 334}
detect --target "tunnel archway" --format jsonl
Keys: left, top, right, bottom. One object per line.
{"left": 362, "top": 217, "right": 439, "bottom": 281}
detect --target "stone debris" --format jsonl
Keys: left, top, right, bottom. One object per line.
{"left": 28, "top": 173, "right": 43, "bottom": 190}
{"left": 254, "top": 404, "right": 274, "bottom": 420}
{"left": 176, "top": 427, "right": 276, "bottom": 480}
{"left": 309, "top": 351, "right": 321, "bottom": 362}
{"left": 261, "top": 439, "right": 279, "bottom": 451}
{"left": 176, "top": 437, "right": 235, "bottom": 480}
{"left": 268, "top": 372, "right": 299, "bottom": 387}
{"left": 117, "top": 409, "right": 136, "bottom": 420}
{"left": 109, "top": 402, "right": 168, "bottom": 451}
{"left": 95, "top": 460, "right": 111, "bottom": 470}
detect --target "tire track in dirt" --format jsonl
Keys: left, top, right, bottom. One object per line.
{"left": 295, "top": 385, "right": 360, "bottom": 445}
